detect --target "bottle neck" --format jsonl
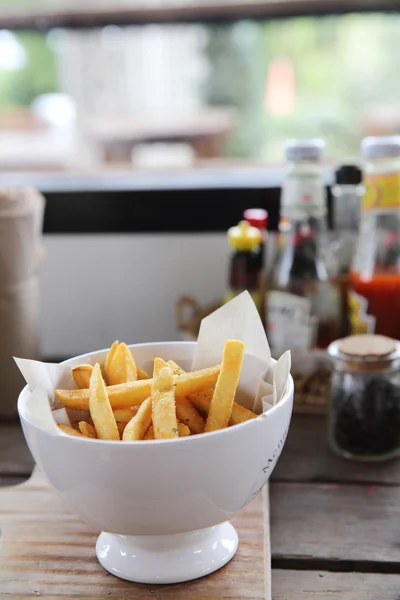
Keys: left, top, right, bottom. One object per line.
{"left": 331, "top": 184, "right": 363, "bottom": 232}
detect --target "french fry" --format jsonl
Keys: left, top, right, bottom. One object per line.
{"left": 144, "top": 422, "right": 190, "bottom": 439}
{"left": 178, "top": 422, "right": 191, "bottom": 437}
{"left": 78, "top": 421, "right": 97, "bottom": 438}
{"left": 137, "top": 365, "right": 151, "bottom": 380}
{"left": 153, "top": 357, "right": 168, "bottom": 377}
{"left": 167, "top": 361, "right": 206, "bottom": 434}
{"left": 176, "top": 397, "right": 205, "bottom": 434}
{"left": 89, "top": 363, "right": 120, "bottom": 440}
{"left": 55, "top": 365, "right": 220, "bottom": 411}
{"left": 122, "top": 397, "right": 153, "bottom": 441}
{"left": 55, "top": 379, "right": 152, "bottom": 411}
{"left": 104, "top": 340, "right": 119, "bottom": 384}
{"left": 167, "top": 360, "right": 185, "bottom": 376}
{"left": 174, "top": 365, "right": 220, "bottom": 399}
{"left": 72, "top": 364, "right": 94, "bottom": 389}
{"left": 113, "top": 407, "right": 139, "bottom": 422}
{"left": 152, "top": 367, "right": 178, "bottom": 440}
{"left": 144, "top": 425, "right": 154, "bottom": 440}
{"left": 189, "top": 389, "right": 257, "bottom": 426}
{"left": 57, "top": 423, "right": 84, "bottom": 437}
{"left": 205, "top": 340, "right": 245, "bottom": 432}
{"left": 108, "top": 342, "right": 138, "bottom": 385}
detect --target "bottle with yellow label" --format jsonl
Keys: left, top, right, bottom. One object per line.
{"left": 349, "top": 136, "right": 400, "bottom": 339}
{"left": 225, "top": 220, "right": 264, "bottom": 322}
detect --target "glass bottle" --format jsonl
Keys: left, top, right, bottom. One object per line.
{"left": 225, "top": 220, "right": 264, "bottom": 320}
{"left": 267, "top": 139, "right": 340, "bottom": 351}
{"left": 331, "top": 164, "right": 363, "bottom": 336}
{"left": 348, "top": 136, "right": 400, "bottom": 339}
{"left": 328, "top": 334, "right": 400, "bottom": 462}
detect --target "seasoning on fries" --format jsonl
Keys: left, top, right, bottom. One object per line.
{"left": 54, "top": 338, "right": 258, "bottom": 441}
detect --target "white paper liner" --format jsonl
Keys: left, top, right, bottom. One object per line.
{"left": 15, "top": 291, "right": 291, "bottom": 434}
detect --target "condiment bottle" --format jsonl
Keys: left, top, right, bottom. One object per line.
{"left": 349, "top": 136, "right": 400, "bottom": 339}
{"left": 267, "top": 139, "right": 340, "bottom": 351}
{"left": 225, "top": 220, "right": 263, "bottom": 320}
{"left": 328, "top": 334, "right": 400, "bottom": 461}
{"left": 331, "top": 164, "right": 363, "bottom": 336}
{"left": 243, "top": 208, "right": 268, "bottom": 271}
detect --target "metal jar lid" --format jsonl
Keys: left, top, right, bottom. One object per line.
{"left": 328, "top": 335, "right": 400, "bottom": 373}
{"left": 285, "top": 138, "right": 325, "bottom": 162}
{"left": 361, "top": 136, "right": 400, "bottom": 160}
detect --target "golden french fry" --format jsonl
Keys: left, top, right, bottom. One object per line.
{"left": 205, "top": 340, "right": 244, "bottom": 432}
{"left": 178, "top": 422, "right": 191, "bottom": 437}
{"left": 55, "top": 365, "right": 220, "bottom": 411}
{"left": 167, "top": 360, "right": 185, "bottom": 376}
{"left": 176, "top": 397, "right": 205, "bottom": 434}
{"left": 122, "top": 397, "right": 153, "bottom": 441}
{"left": 144, "top": 425, "right": 154, "bottom": 440}
{"left": 89, "top": 363, "right": 120, "bottom": 440}
{"left": 153, "top": 357, "right": 168, "bottom": 377}
{"left": 124, "top": 344, "right": 138, "bottom": 381}
{"left": 55, "top": 379, "right": 152, "bottom": 411}
{"left": 108, "top": 342, "right": 137, "bottom": 385}
{"left": 72, "top": 364, "right": 94, "bottom": 389}
{"left": 104, "top": 340, "right": 119, "bottom": 384}
{"left": 137, "top": 365, "right": 151, "bottom": 380}
{"left": 167, "top": 362, "right": 206, "bottom": 434}
{"left": 57, "top": 423, "right": 84, "bottom": 437}
{"left": 113, "top": 407, "right": 139, "bottom": 422}
{"left": 78, "top": 421, "right": 97, "bottom": 438}
{"left": 189, "top": 389, "right": 257, "bottom": 426}
{"left": 174, "top": 365, "right": 220, "bottom": 399}
{"left": 152, "top": 367, "right": 178, "bottom": 440}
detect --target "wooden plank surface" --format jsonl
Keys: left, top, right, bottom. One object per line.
{"left": 1, "top": 0, "right": 398, "bottom": 29}
{"left": 0, "top": 471, "right": 271, "bottom": 599}
{"left": 271, "top": 482, "right": 400, "bottom": 571}
{"left": 273, "top": 415, "right": 400, "bottom": 485}
{"left": 272, "top": 570, "right": 400, "bottom": 599}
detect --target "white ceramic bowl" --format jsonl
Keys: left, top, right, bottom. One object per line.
{"left": 18, "top": 342, "right": 293, "bottom": 584}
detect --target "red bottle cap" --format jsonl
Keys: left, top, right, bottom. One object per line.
{"left": 243, "top": 208, "right": 268, "bottom": 230}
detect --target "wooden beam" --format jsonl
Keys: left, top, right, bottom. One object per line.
{"left": 271, "top": 482, "right": 400, "bottom": 570}
{"left": 1, "top": 0, "right": 399, "bottom": 30}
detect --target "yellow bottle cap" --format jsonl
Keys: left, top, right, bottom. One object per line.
{"left": 228, "top": 220, "right": 262, "bottom": 251}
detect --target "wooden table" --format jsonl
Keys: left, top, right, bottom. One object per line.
{"left": 2, "top": 415, "right": 400, "bottom": 598}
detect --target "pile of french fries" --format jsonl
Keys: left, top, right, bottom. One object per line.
{"left": 55, "top": 339, "right": 257, "bottom": 441}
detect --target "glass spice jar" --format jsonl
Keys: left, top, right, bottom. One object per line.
{"left": 327, "top": 334, "right": 400, "bottom": 461}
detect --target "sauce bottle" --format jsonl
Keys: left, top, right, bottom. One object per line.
{"left": 331, "top": 164, "right": 363, "bottom": 336}
{"left": 267, "top": 139, "right": 340, "bottom": 351}
{"left": 349, "top": 136, "right": 400, "bottom": 339}
{"left": 225, "top": 220, "right": 263, "bottom": 320}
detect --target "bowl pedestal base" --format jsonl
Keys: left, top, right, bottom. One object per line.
{"left": 96, "top": 522, "right": 238, "bottom": 584}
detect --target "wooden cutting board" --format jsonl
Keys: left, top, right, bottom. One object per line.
{"left": 0, "top": 469, "right": 271, "bottom": 599}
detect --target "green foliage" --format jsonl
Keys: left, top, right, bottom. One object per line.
{"left": 204, "top": 13, "right": 400, "bottom": 161}
{"left": 0, "top": 32, "right": 57, "bottom": 107}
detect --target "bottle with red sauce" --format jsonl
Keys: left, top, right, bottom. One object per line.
{"left": 348, "top": 136, "right": 400, "bottom": 339}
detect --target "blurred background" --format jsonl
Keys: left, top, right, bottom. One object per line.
{"left": 0, "top": 0, "right": 399, "bottom": 361}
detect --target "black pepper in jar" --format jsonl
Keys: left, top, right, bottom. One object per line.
{"left": 327, "top": 335, "right": 400, "bottom": 461}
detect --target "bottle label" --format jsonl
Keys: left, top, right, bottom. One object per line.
{"left": 362, "top": 173, "right": 400, "bottom": 212}
{"left": 348, "top": 290, "right": 376, "bottom": 334}
{"left": 282, "top": 174, "right": 326, "bottom": 218}
{"left": 267, "top": 291, "right": 317, "bottom": 350}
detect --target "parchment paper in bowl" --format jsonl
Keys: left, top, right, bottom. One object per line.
{"left": 15, "top": 291, "right": 292, "bottom": 433}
